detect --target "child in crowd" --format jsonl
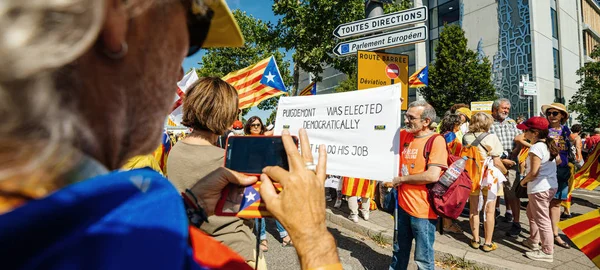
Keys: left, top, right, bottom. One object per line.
{"left": 517, "top": 117, "right": 560, "bottom": 263}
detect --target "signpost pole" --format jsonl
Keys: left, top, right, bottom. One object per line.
{"left": 365, "top": 0, "right": 384, "bottom": 18}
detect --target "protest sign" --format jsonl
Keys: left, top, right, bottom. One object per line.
{"left": 274, "top": 85, "right": 402, "bottom": 181}
{"left": 471, "top": 101, "right": 493, "bottom": 115}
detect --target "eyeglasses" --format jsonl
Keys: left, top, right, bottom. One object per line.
{"left": 546, "top": 111, "right": 560, "bottom": 117}
{"left": 405, "top": 115, "right": 422, "bottom": 121}
{"left": 183, "top": 0, "right": 214, "bottom": 56}
{"left": 251, "top": 124, "right": 262, "bottom": 128}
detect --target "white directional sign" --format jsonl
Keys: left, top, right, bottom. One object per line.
{"left": 333, "top": 6, "right": 427, "bottom": 39}
{"left": 522, "top": 81, "right": 538, "bottom": 96}
{"left": 333, "top": 26, "right": 427, "bottom": 57}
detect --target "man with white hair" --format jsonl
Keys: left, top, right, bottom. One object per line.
{"left": 390, "top": 100, "right": 448, "bottom": 270}
{"left": 489, "top": 98, "right": 523, "bottom": 237}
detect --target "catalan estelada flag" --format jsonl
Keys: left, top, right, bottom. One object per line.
{"left": 152, "top": 131, "right": 172, "bottom": 175}
{"left": 558, "top": 209, "right": 600, "bottom": 267}
{"left": 223, "top": 56, "right": 287, "bottom": 109}
{"left": 574, "top": 145, "right": 600, "bottom": 190}
{"left": 341, "top": 177, "right": 376, "bottom": 198}
{"left": 299, "top": 82, "right": 316, "bottom": 96}
{"left": 408, "top": 66, "right": 428, "bottom": 88}
{"left": 235, "top": 182, "right": 282, "bottom": 219}
{"left": 443, "top": 132, "right": 462, "bottom": 156}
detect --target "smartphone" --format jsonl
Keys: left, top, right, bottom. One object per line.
{"left": 215, "top": 136, "right": 298, "bottom": 218}
{"left": 223, "top": 135, "right": 298, "bottom": 176}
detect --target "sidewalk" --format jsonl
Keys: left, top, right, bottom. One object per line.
{"left": 325, "top": 197, "right": 597, "bottom": 270}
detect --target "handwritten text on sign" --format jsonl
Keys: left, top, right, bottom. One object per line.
{"left": 274, "top": 85, "right": 402, "bottom": 181}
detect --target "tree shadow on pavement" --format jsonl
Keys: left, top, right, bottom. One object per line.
{"left": 327, "top": 227, "right": 392, "bottom": 270}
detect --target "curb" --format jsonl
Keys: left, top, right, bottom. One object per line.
{"left": 325, "top": 209, "right": 546, "bottom": 270}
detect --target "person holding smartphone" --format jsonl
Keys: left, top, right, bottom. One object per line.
{"left": 244, "top": 115, "right": 293, "bottom": 251}
{"left": 167, "top": 77, "right": 260, "bottom": 267}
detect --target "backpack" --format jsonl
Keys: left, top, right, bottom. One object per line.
{"left": 460, "top": 133, "right": 490, "bottom": 193}
{"left": 424, "top": 134, "right": 472, "bottom": 220}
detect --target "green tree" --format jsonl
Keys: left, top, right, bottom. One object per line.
{"left": 419, "top": 24, "right": 496, "bottom": 116}
{"left": 272, "top": 0, "right": 411, "bottom": 93}
{"left": 335, "top": 73, "right": 357, "bottom": 93}
{"left": 195, "top": 10, "right": 292, "bottom": 116}
{"left": 569, "top": 47, "right": 600, "bottom": 131}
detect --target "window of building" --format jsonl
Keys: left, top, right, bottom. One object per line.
{"left": 430, "top": 7, "right": 438, "bottom": 28}
{"left": 551, "top": 8, "right": 559, "bottom": 39}
{"left": 554, "top": 88, "right": 564, "bottom": 103}
{"left": 438, "top": 0, "right": 460, "bottom": 27}
{"left": 553, "top": 49, "right": 561, "bottom": 79}
{"left": 430, "top": 39, "right": 439, "bottom": 61}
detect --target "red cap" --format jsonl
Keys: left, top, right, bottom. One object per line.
{"left": 232, "top": 120, "right": 243, "bottom": 129}
{"left": 517, "top": 116, "right": 549, "bottom": 130}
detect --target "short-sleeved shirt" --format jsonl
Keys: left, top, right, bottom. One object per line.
{"left": 585, "top": 134, "right": 600, "bottom": 152}
{"left": 397, "top": 130, "right": 448, "bottom": 219}
{"left": 462, "top": 132, "right": 504, "bottom": 158}
{"left": 489, "top": 118, "right": 522, "bottom": 154}
{"left": 526, "top": 142, "right": 558, "bottom": 194}
{"left": 548, "top": 126, "right": 571, "bottom": 167}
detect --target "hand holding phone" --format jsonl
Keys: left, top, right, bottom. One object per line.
{"left": 215, "top": 135, "right": 297, "bottom": 218}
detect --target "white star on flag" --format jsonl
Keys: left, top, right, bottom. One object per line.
{"left": 419, "top": 73, "right": 424, "bottom": 79}
{"left": 246, "top": 192, "right": 256, "bottom": 203}
{"left": 265, "top": 72, "right": 276, "bottom": 83}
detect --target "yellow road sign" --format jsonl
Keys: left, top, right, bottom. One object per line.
{"left": 357, "top": 50, "right": 408, "bottom": 110}
{"left": 471, "top": 101, "right": 494, "bottom": 115}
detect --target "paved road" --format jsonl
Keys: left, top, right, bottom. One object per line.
{"left": 261, "top": 219, "right": 396, "bottom": 270}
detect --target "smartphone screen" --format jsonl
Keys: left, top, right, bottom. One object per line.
{"left": 224, "top": 136, "right": 298, "bottom": 175}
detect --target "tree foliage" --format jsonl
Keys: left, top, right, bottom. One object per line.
{"left": 272, "top": 0, "right": 411, "bottom": 91}
{"left": 419, "top": 24, "right": 496, "bottom": 116}
{"left": 195, "top": 10, "right": 292, "bottom": 115}
{"left": 569, "top": 46, "right": 600, "bottom": 131}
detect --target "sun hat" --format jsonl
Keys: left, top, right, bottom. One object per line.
{"left": 517, "top": 116, "right": 549, "bottom": 131}
{"left": 201, "top": 0, "right": 244, "bottom": 48}
{"left": 456, "top": 107, "right": 472, "bottom": 120}
{"left": 541, "top": 103, "right": 569, "bottom": 119}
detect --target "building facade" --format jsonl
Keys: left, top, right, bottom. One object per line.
{"left": 301, "top": 0, "right": 599, "bottom": 119}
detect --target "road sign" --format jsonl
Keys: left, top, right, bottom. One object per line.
{"left": 522, "top": 81, "right": 537, "bottom": 96}
{"left": 333, "top": 6, "right": 427, "bottom": 39}
{"left": 333, "top": 26, "right": 427, "bottom": 57}
{"left": 357, "top": 51, "right": 408, "bottom": 110}
{"left": 386, "top": 63, "right": 399, "bottom": 79}
{"left": 471, "top": 101, "right": 494, "bottom": 115}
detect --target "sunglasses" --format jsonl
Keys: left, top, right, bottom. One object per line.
{"left": 183, "top": 0, "right": 214, "bottom": 56}
{"left": 251, "top": 124, "right": 262, "bottom": 128}
{"left": 546, "top": 111, "right": 561, "bottom": 117}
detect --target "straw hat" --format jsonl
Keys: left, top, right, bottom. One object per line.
{"left": 541, "top": 103, "right": 569, "bottom": 119}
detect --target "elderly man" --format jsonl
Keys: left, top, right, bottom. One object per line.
{"left": 0, "top": 0, "right": 340, "bottom": 269}
{"left": 489, "top": 98, "right": 523, "bottom": 237}
{"left": 390, "top": 101, "right": 448, "bottom": 270}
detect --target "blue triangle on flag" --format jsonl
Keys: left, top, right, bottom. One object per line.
{"left": 420, "top": 66, "right": 429, "bottom": 86}
{"left": 260, "top": 57, "right": 287, "bottom": 92}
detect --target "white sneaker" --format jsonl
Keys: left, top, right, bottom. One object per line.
{"left": 525, "top": 250, "right": 553, "bottom": 262}
{"left": 361, "top": 211, "right": 370, "bottom": 221}
{"left": 521, "top": 239, "right": 540, "bottom": 251}
{"left": 348, "top": 214, "right": 359, "bottom": 223}
{"left": 334, "top": 199, "right": 342, "bottom": 208}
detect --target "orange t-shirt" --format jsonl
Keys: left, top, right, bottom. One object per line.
{"left": 397, "top": 130, "right": 448, "bottom": 219}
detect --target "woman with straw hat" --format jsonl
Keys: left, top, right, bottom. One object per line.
{"left": 541, "top": 103, "right": 573, "bottom": 249}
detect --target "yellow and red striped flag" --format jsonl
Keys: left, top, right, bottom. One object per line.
{"left": 341, "top": 177, "right": 376, "bottom": 198}
{"left": 223, "top": 56, "right": 287, "bottom": 109}
{"left": 574, "top": 144, "right": 600, "bottom": 190}
{"left": 299, "top": 82, "right": 316, "bottom": 96}
{"left": 558, "top": 209, "right": 600, "bottom": 267}
{"left": 408, "top": 66, "right": 428, "bottom": 88}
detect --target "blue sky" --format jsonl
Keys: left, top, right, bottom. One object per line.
{"left": 182, "top": 0, "right": 284, "bottom": 122}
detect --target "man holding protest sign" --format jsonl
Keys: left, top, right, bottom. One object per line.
{"left": 390, "top": 101, "right": 448, "bottom": 270}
